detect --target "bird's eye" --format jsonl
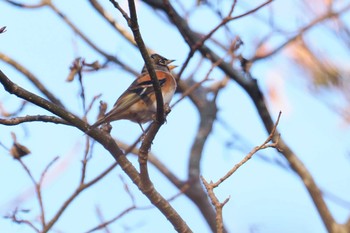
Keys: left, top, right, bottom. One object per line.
{"left": 150, "top": 54, "right": 168, "bottom": 66}
{"left": 159, "top": 59, "right": 167, "bottom": 65}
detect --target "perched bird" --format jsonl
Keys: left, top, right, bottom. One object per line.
{"left": 92, "top": 53, "right": 177, "bottom": 129}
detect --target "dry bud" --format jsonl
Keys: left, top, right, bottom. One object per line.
{"left": 10, "top": 142, "right": 31, "bottom": 159}
{"left": 0, "top": 26, "right": 7, "bottom": 34}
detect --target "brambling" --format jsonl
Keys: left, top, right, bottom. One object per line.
{"left": 92, "top": 53, "right": 177, "bottom": 129}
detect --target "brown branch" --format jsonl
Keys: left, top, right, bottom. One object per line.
{"left": 117, "top": 139, "right": 185, "bottom": 188}
{"left": 16, "top": 158, "right": 46, "bottom": 227}
{"left": 179, "top": 56, "right": 229, "bottom": 233}
{"left": 176, "top": 60, "right": 222, "bottom": 232}
{"left": 141, "top": 1, "right": 341, "bottom": 232}
{"left": 106, "top": 3, "right": 190, "bottom": 230}
{"left": 80, "top": 135, "right": 90, "bottom": 184}
{"left": 200, "top": 177, "right": 229, "bottom": 233}
{"left": 176, "top": 0, "right": 272, "bottom": 79}
{"left": 37, "top": 156, "right": 59, "bottom": 228}
{"left": 93, "top": 206, "right": 112, "bottom": 233}
{"left": 13, "top": 155, "right": 59, "bottom": 231}
{"left": 84, "top": 94, "right": 102, "bottom": 118}
{"left": 0, "top": 70, "right": 192, "bottom": 233}
{"left": 143, "top": 0, "right": 255, "bottom": 105}
{"left": 110, "top": 0, "right": 165, "bottom": 124}
{"left": 216, "top": 111, "right": 281, "bottom": 188}
{"left": 89, "top": 0, "right": 204, "bottom": 122}
{"left": 0, "top": 115, "right": 69, "bottom": 126}
{"left": 127, "top": 0, "right": 162, "bottom": 186}
{"left": 171, "top": 77, "right": 210, "bottom": 108}
{"left": 86, "top": 171, "right": 189, "bottom": 233}
{"left": 85, "top": 205, "right": 136, "bottom": 233}
{"left": 345, "top": 218, "right": 350, "bottom": 231}
{"left": 186, "top": 103, "right": 220, "bottom": 233}
{"left": 201, "top": 112, "right": 281, "bottom": 233}
{"left": 3, "top": 0, "right": 46, "bottom": 8}
{"left": 5, "top": 208, "right": 40, "bottom": 233}
{"left": 173, "top": 51, "right": 228, "bottom": 107}
{"left": 109, "top": 0, "right": 166, "bottom": 190}
{"left": 85, "top": 174, "right": 137, "bottom": 233}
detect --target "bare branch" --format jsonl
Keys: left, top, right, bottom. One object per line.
{"left": 13, "top": 155, "right": 59, "bottom": 230}
{"left": 85, "top": 206, "right": 136, "bottom": 233}
{"left": 3, "top": 0, "right": 47, "bottom": 8}
{"left": 201, "top": 112, "right": 281, "bottom": 233}
{"left": 200, "top": 177, "right": 228, "bottom": 233}
{"left": 140, "top": 1, "right": 340, "bottom": 232}
{"left": 177, "top": 0, "right": 273, "bottom": 79}
{"left": 214, "top": 111, "right": 281, "bottom": 188}
{"left": 4, "top": 208, "right": 40, "bottom": 233}
{"left": 0, "top": 115, "right": 69, "bottom": 126}
{"left": 106, "top": 4, "right": 192, "bottom": 232}
{"left": 0, "top": 70, "right": 192, "bottom": 233}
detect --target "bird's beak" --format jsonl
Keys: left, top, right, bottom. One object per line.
{"left": 166, "top": 59, "right": 175, "bottom": 65}
{"left": 168, "top": 65, "right": 178, "bottom": 70}
{"left": 166, "top": 59, "right": 177, "bottom": 70}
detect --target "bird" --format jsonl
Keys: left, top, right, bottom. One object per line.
{"left": 91, "top": 53, "right": 177, "bottom": 130}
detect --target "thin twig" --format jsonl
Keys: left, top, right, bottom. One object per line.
{"left": 177, "top": 0, "right": 273, "bottom": 79}
{"left": 214, "top": 111, "right": 281, "bottom": 188}
{"left": 201, "top": 111, "right": 281, "bottom": 233}
{"left": 85, "top": 206, "right": 136, "bottom": 233}
{"left": 15, "top": 156, "right": 59, "bottom": 230}
{"left": 5, "top": 208, "right": 40, "bottom": 233}
{"left": 253, "top": 3, "right": 350, "bottom": 61}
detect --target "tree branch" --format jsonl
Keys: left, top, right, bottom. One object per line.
{"left": 0, "top": 115, "right": 69, "bottom": 126}
{"left": 107, "top": 5, "right": 179, "bottom": 229}
{"left": 0, "top": 69, "right": 192, "bottom": 233}
{"left": 140, "top": 1, "right": 340, "bottom": 232}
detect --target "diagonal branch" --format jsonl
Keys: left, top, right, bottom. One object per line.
{"left": 0, "top": 70, "right": 192, "bottom": 233}
{"left": 140, "top": 0, "right": 340, "bottom": 232}
{"left": 201, "top": 112, "right": 280, "bottom": 233}
{"left": 213, "top": 111, "right": 281, "bottom": 188}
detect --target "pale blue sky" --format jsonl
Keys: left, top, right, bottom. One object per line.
{"left": 1, "top": 1, "right": 350, "bottom": 233}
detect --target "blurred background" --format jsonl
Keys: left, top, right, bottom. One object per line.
{"left": 0, "top": 0, "right": 350, "bottom": 232}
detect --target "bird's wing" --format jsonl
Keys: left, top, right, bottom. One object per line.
{"left": 128, "top": 78, "right": 166, "bottom": 96}
{"left": 114, "top": 78, "right": 167, "bottom": 108}
{"left": 91, "top": 74, "right": 168, "bottom": 127}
